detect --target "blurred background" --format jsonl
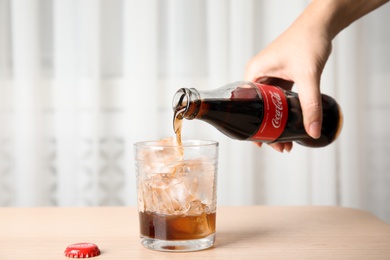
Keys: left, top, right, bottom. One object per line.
{"left": 1, "top": 0, "right": 389, "bottom": 223}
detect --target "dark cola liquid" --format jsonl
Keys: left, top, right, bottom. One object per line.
{"left": 139, "top": 211, "right": 216, "bottom": 241}
{"left": 194, "top": 92, "right": 264, "bottom": 140}
{"left": 189, "top": 87, "right": 342, "bottom": 148}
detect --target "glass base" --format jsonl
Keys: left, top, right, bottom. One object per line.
{"left": 140, "top": 233, "right": 215, "bottom": 252}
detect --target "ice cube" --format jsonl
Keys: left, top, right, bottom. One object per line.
{"left": 186, "top": 200, "right": 205, "bottom": 215}
{"left": 180, "top": 159, "right": 215, "bottom": 206}
{"left": 141, "top": 173, "right": 195, "bottom": 215}
{"left": 137, "top": 137, "right": 184, "bottom": 178}
{"left": 137, "top": 137, "right": 216, "bottom": 216}
{"left": 170, "top": 215, "right": 198, "bottom": 234}
{"left": 139, "top": 137, "right": 183, "bottom": 163}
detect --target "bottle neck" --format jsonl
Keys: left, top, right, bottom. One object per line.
{"left": 172, "top": 88, "right": 201, "bottom": 120}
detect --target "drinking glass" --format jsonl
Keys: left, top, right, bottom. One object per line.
{"left": 134, "top": 138, "right": 218, "bottom": 252}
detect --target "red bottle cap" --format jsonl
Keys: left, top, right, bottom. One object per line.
{"left": 64, "top": 242, "right": 101, "bottom": 258}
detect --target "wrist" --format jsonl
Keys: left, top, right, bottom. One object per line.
{"left": 305, "top": 0, "right": 389, "bottom": 39}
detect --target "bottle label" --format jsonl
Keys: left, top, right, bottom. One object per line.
{"left": 251, "top": 83, "right": 288, "bottom": 142}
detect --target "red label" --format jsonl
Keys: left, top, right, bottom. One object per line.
{"left": 251, "top": 83, "right": 288, "bottom": 142}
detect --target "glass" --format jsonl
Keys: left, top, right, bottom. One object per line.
{"left": 134, "top": 138, "right": 219, "bottom": 252}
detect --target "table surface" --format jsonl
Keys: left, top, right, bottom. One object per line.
{"left": 0, "top": 206, "right": 390, "bottom": 259}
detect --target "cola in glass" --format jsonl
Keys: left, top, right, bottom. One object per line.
{"left": 134, "top": 138, "right": 218, "bottom": 252}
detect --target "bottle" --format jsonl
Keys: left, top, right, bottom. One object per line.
{"left": 172, "top": 81, "right": 343, "bottom": 148}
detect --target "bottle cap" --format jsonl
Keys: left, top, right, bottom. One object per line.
{"left": 64, "top": 242, "right": 101, "bottom": 258}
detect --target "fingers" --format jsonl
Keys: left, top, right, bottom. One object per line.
{"left": 254, "top": 142, "right": 293, "bottom": 153}
{"left": 270, "top": 142, "right": 293, "bottom": 153}
{"left": 244, "top": 54, "right": 263, "bottom": 82}
{"left": 296, "top": 77, "right": 322, "bottom": 139}
{"left": 254, "top": 142, "right": 263, "bottom": 148}
{"left": 244, "top": 52, "right": 282, "bottom": 83}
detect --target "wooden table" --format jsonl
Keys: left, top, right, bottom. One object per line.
{"left": 1, "top": 206, "right": 390, "bottom": 259}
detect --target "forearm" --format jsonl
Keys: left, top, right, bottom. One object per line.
{"left": 296, "top": 0, "right": 389, "bottom": 39}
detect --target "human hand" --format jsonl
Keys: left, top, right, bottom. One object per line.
{"left": 245, "top": 10, "right": 333, "bottom": 152}
{"left": 245, "top": 0, "right": 389, "bottom": 152}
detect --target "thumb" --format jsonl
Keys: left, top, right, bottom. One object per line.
{"left": 296, "top": 77, "right": 322, "bottom": 139}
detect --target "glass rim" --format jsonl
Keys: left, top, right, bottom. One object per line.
{"left": 134, "top": 139, "right": 218, "bottom": 148}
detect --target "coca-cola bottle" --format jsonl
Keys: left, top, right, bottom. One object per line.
{"left": 172, "top": 81, "right": 343, "bottom": 148}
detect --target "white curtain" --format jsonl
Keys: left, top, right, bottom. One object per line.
{"left": 1, "top": 0, "right": 389, "bottom": 222}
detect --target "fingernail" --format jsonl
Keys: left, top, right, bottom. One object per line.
{"left": 309, "top": 121, "right": 321, "bottom": 139}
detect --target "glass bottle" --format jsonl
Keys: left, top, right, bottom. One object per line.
{"left": 172, "top": 81, "right": 343, "bottom": 148}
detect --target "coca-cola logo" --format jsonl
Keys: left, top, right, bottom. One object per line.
{"left": 269, "top": 90, "right": 283, "bottom": 128}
